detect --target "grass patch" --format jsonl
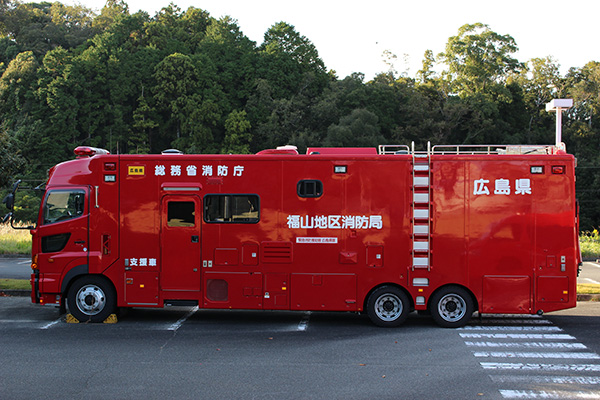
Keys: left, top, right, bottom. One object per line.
{"left": 0, "top": 279, "right": 30, "bottom": 290}
{"left": 576, "top": 284, "right": 600, "bottom": 294}
{"left": 0, "top": 222, "right": 32, "bottom": 255}
{"left": 580, "top": 230, "right": 600, "bottom": 259}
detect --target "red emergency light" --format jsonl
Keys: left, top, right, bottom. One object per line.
{"left": 74, "top": 146, "right": 110, "bottom": 157}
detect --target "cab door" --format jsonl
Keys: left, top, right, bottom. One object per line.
{"left": 35, "top": 187, "right": 89, "bottom": 294}
{"left": 160, "top": 195, "right": 201, "bottom": 293}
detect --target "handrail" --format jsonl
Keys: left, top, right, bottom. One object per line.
{"left": 379, "top": 143, "right": 561, "bottom": 156}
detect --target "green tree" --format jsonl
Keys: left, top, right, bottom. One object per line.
{"left": 439, "top": 23, "right": 522, "bottom": 98}
{"left": 324, "top": 109, "right": 384, "bottom": 147}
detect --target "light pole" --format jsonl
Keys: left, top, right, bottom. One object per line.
{"left": 545, "top": 99, "right": 573, "bottom": 150}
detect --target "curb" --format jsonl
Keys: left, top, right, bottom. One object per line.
{"left": 0, "top": 290, "right": 30, "bottom": 297}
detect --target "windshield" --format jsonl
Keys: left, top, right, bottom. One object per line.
{"left": 43, "top": 189, "right": 86, "bottom": 225}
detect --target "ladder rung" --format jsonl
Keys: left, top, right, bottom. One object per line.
{"left": 414, "top": 193, "right": 429, "bottom": 203}
{"left": 414, "top": 165, "right": 429, "bottom": 172}
{"left": 413, "top": 242, "right": 429, "bottom": 251}
{"left": 413, "top": 225, "right": 429, "bottom": 235}
{"left": 413, "top": 176, "right": 429, "bottom": 187}
{"left": 414, "top": 209, "right": 429, "bottom": 219}
{"left": 413, "top": 257, "right": 429, "bottom": 267}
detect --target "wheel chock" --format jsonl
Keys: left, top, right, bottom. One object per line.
{"left": 66, "top": 314, "right": 79, "bottom": 323}
{"left": 103, "top": 314, "right": 118, "bottom": 324}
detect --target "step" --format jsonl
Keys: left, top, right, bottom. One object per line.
{"left": 413, "top": 176, "right": 429, "bottom": 187}
{"left": 413, "top": 257, "right": 429, "bottom": 268}
{"left": 413, "top": 241, "right": 429, "bottom": 252}
{"left": 413, "top": 193, "right": 429, "bottom": 203}
{"left": 413, "top": 209, "right": 429, "bottom": 220}
{"left": 413, "top": 224, "right": 429, "bottom": 235}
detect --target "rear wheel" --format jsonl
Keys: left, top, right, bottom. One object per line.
{"left": 366, "top": 286, "right": 410, "bottom": 327}
{"left": 430, "top": 286, "right": 474, "bottom": 328}
{"left": 67, "top": 276, "right": 116, "bottom": 323}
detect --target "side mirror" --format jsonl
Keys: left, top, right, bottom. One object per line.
{"left": 3, "top": 193, "right": 14, "bottom": 210}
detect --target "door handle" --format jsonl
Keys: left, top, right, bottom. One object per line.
{"left": 74, "top": 240, "right": 85, "bottom": 245}
{"left": 191, "top": 235, "right": 199, "bottom": 243}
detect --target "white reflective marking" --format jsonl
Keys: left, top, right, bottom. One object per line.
{"left": 500, "top": 389, "right": 600, "bottom": 399}
{"left": 474, "top": 352, "right": 600, "bottom": 359}
{"left": 491, "top": 375, "right": 600, "bottom": 385}
{"left": 465, "top": 341, "right": 586, "bottom": 349}
{"left": 40, "top": 319, "right": 62, "bottom": 329}
{"left": 0, "top": 319, "right": 39, "bottom": 323}
{"left": 471, "top": 319, "right": 552, "bottom": 325}
{"left": 481, "top": 362, "right": 600, "bottom": 371}
{"left": 167, "top": 306, "right": 198, "bottom": 331}
{"left": 459, "top": 326, "right": 562, "bottom": 332}
{"left": 460, "top": 333, "right": 575, "bottom": 340}
{"left": 584, "top": 278, "right": 600, "bottom": 284}
{"left": 297, "top": 312, "right": 311, "bottom": 332}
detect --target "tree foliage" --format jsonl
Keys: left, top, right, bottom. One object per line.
{"left": 1, "top": 2, "right": 600, "bottom": 227}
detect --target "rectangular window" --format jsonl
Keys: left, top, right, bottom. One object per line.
{"left": 204, "top": 195, "right": 259, "bottom": 223}
{"left": 167, "top": 201, "right": 196, "bottom": 227}
{"left": 42, "top": 190, "right": 86, "bottom": 225}
{"left": 297, "top": 180, "right": 323, "bottom": 198}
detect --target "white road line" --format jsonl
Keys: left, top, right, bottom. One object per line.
{"left": 460, "top": 333, "right": 575, "bottom": 340}
{"left": 167, "top": 306, "right": 198, "bottom": 331}
{"left": 0, "top": 319, "right": 39, "bottom": 323}
{"left": 17, "top": 260, "right": 31, "bottom": 265}
{"left": 474, "top": 351, "right": 600, "bottom": 359}
{"left": 500, "top": 389, "right": 600, "bottom": 399}
{"left": 465, "top": 341, "right": 586, "bottom": 349}
{"left": 472, "top": 319, "right": 553, "bottom": 325}
{"left": 491, "top": 375, "right": 600, "bottom": 385}
{"left": 459, "top": 326, "right": 562, "bottom": 332}
{"left": 481, "top": 362, "right": 600, "bottom": 371}
{"left": 587, "top": 262, "right": 600, "bottom": 269}
{"left": 297, "top": 312, "right": 311, "bottom": 332}
{"left": 584, "top": 278, "right": 600, "bottom": 284}
{"left": 40, "top": 319, "right": 62, "bottom": 329}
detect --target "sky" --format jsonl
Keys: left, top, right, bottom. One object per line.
{"left": 63, "top": 0, "right": 599, "bottom": 80}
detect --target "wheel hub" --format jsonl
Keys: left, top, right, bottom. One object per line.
{"left": 76, "top": 285, "right": 106, "bottom": 315}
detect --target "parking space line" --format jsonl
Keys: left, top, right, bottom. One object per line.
{"left": 587, "top": 262, "right": 600, "bottom": 269}
{"left": 40, "top": 319, "right": 62, "bottom": 330}
{"left": 584, "top": 278, "right": 600, "bottom": 284}
{"left": 167, "top": 306, "right": 199, "bottom": 331}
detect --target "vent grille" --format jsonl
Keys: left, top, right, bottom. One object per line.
{"left": 261, "top": 241, "right": 293, "bottom": 263}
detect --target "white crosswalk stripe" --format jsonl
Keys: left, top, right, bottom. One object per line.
{"left": 461, "top": 315, "right": 600, "bottom": 399}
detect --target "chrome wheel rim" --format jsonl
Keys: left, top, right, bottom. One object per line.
{"left": 374, "top": 293, "right": 403, "bottom": 322}
{"left": 437, "top": 293, "right": 467, "bottom": 322}
{"left": 75, "top": 284, "right": 106, "bottom": 316}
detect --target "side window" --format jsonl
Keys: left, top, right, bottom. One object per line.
{"left": 204, "top": 195, "right": 259, "bottom": 223}
{"left": 297, "top": 180, "right": 323, "bottom": 198}
{"left": 167, "top": 201, "right": 195, "bottom": 227}
{"left": 42, "top": 190, "right": 86, "bottom": 225}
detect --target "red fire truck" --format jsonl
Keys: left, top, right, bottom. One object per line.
{"left": 3, "top": 142, "right": 581, "bottom": 327}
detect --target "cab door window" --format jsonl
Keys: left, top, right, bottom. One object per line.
{"left": 42, "top": 190, "right": 86, "bottom": 225}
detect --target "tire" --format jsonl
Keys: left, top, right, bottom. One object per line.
{"left": 366, "top": 286, "right": 410, "bottom": 327}
{"left": 67, "top": 276, "right": 116, "bottom": 323}
{"left": 430, "top": 286, "right": 474, "bottom": 328}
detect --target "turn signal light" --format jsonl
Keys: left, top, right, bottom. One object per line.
{"left": 31, "top": 254, "right": 39, "bottom": 270}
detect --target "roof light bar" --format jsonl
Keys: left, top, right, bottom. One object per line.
{"left": 74, "top": 146, "right": 110, "bottom": 157}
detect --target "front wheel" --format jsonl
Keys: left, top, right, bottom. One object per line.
{"left": 67, "top": 276, "right": 116, "bottom": 322}
{"left": 366, "top": 286, "right": 410, "bottom": 327}
{"left": 430, "top": 286, "right": 474, "bottom": 328}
